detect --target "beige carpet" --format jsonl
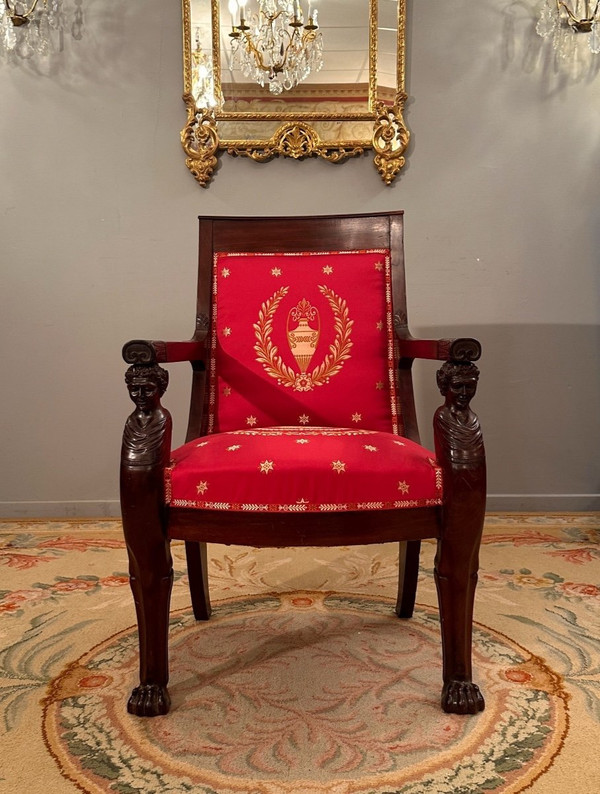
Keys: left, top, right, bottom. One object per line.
{"left": 1, "top": 514, "right": 599, "bottom": 793}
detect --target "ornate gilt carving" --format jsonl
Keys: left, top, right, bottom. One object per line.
{"left": 277, "top": 122, "right": 330, "bottom": 159}
{"left": 225, "top": 122, "right": 365, "bottom": 164}
{"left": 181, "top": 0, "right": 409, "bottom": 185}
{"left": 181, "top": 95, "right": 219, "bottom": 187}
{"left": 372, "top": 99, "right": 410, "bottom": 186}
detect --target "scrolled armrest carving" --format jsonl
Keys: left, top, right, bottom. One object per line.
{"left": 448, "top": 338, "right": 481, "bottom": 363}
{"left": 122, "top": 340, "right": 159, "bottom": 366}
{"left": 434, "top": 360, "right": 484, "bottom": 468}
{"left": 121, "top": 364, "right": 172, "bottom": 468}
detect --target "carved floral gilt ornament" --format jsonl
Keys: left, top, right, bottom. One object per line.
{"left": 181, "top": 0, "right": 410, "bottom": 186}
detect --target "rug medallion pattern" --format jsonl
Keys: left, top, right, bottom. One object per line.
{"left": 42, "top": 592, "right": 568, "bottom": 794}
{"left": 1, "top": 515, "right": 599, "bottom": 793}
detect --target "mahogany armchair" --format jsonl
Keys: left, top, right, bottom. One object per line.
{"left": 120, "top": 212, "right": 486, "bottom": 718}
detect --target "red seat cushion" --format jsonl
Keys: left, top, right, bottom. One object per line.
{"left": 166, "top": 427, "right": 442, "bottom": 513}
{"left": 206, "top": 249, "right": 402, "bottom": 435}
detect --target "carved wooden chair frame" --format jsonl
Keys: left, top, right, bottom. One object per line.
{"left": 120, "top": 212, "right": 486, "bottom": 718}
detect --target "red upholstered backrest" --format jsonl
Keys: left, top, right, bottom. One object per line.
{"left": 206, "top": 248, "right": 402, "bottom": 434}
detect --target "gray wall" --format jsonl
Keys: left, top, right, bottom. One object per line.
{"left": 1, "top": 1, "right": 599, "bottom": 517}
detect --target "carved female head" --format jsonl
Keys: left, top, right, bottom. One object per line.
{"left": 437, "top": 361, "right": 479, "bottom": 410}
{"left": 125, "top": 364, "right": 169, "bottom": 412}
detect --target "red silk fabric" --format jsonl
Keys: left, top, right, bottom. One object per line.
{"left": 167, "top": 427, "right": 442, "bottom": 513}
{"left": 206, "top": 250, "right": 401, "bottom": 434}
{"left": 167, "top": 250, "right": 444, "bottom": 513}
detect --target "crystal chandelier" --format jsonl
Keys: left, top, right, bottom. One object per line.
{"left": 0, "top": 0, "right": 73, "bottom": 59}
{"left": 192, "top": 27, "right": 220, "bottom": 109}
{"left": 227, "top": 0, "right": 323, "bottom": 95}
{"left": 536, "top": 1, "right": 600, "bottom": 58}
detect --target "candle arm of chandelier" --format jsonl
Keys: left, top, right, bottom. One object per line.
{"left": 557, "top": 0, "right": 600, "bottom": 24}
{"left": 5, "top": 0, "right": 42, "bottom": 25}
{"left": 238, "top": 18, "right": 319, "bottom": 77}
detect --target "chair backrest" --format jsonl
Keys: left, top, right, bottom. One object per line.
{"left": 187, "top": 213, "right": 417, "bottom": 440}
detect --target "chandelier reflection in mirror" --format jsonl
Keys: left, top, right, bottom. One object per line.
{"left": 227, "top": 0, "right": 323, "bottom": 94}
{"left": 0, "top": 0, "right": 82, "bottom": 59}
{"left": 537, "top": 0, "right": 600, "bottom": 59}
{"left": 192, "top": 27, "right": 220, "bottom": 109}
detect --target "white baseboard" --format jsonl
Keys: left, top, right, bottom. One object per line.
{"left": 485, "top": 495, "right": 600, "bottom": 511}
{"left": 0, "top": 501, "right": 122, "bottom": 519}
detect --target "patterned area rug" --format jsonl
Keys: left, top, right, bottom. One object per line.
{"left": 1, "top": 515, "right": 599, "bottom": 793}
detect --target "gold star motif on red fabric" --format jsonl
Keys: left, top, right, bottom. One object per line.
{"left": 246, "top": 415, "right": 257, "bottom": 426}
{"left": 196, "top": 481, "right": 209, "bottom": 495}
{"left": 375, "top": 261, "right": 384, "bottom": 271}
{"left": 223, "top": 327, "right": 232, "bottom": 337}
{"left": 226, "top": 444, "right": 241, "bottom": 451}
{"left": 352, "top": 412, "right": 362, "bottom": 423}
{"left": 364, "top": 445, "right": 378, "bottom": 452}
{"left": 375, "top": 381, "right": 384, "bottom": 390}
{"left": 397, "top": 481, "right": 410, "bottom": 494}
{"left": 259, "top": 460, "right": 274, "bottom": 474}
{"left": 221, "top": 267, "right": 231, "bottom": 278}
{"left": 271, "top": 267, "right": 282, "bottom": 277}
{"left": 331, "top": 460, "right": 346, "bottom": 473}
{"left": 322, "top": 265, "right": 334, "bottom": 275}
{"left": 299, "top": 414, "right": 310, "bottom": 425}
{"left": 223, "top": 386, "right": 232, "bottom": 396}
{"left": 376, "top": 321, "right": 384, "bottom": 331}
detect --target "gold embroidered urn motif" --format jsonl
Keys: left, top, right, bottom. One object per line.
{"left": 254, "top": 285, "right": 353, "bottom": 391}
{"left": 286, "top": 298, "right": 320, "bottom": 374}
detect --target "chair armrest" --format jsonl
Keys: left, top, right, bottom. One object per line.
{"left": 122, "top": 338, "right": 207, "bottom": 366}
{"left": 397, "top": 336, "right": 481, "bottom": 363}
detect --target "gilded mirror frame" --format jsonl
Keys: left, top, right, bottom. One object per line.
{"left": 181, "top": 1, "right": 409, "bottom": 186}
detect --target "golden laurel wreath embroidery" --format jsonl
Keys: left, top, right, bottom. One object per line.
{"left": 253, "top": 285, "right": 353, "bottom": 391}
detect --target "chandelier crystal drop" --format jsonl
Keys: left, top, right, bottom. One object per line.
{"left": 536, "top": 0, "right": 600, "bottom": 57}
{"left": 227, "top": 0, "right": 323, "bottom": 95}
{"left": 0, "top": 0, "right": 66, "bottom": 59}
{"left": 192, "top": 27, "right": 220, "bottom": 109}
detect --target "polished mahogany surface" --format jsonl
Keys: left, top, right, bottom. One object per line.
{"left": 120, "top": 212, "right": 486, "bottom": 718}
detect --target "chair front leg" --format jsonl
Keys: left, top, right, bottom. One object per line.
{"left": 121, "top": 468, "right": 173, "bottom": 717}
{"left": 120, "top": 362, "right": 173, "bottom": 716}
{"left": 434, "top": 482, "right": 485, "bottom": 714}
{"left": 433, "top": 359, "right": 486, "bottom": 715}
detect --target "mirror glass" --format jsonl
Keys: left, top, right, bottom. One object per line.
{"left": 182, "top": 1, "right": 408, "bottom": 186}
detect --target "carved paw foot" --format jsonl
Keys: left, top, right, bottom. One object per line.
{"left": 441, "top": 680, "right": 485, "bottom": 714}
{"left": 127, "top": 683, "right": 171, "bottom": 717}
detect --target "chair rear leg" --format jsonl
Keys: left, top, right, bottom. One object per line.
{"left": 185, "top": 541, "right": 212, "bottom": 620}
{"left": 395, "top": 540, "right": 421, "bottom": 618}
